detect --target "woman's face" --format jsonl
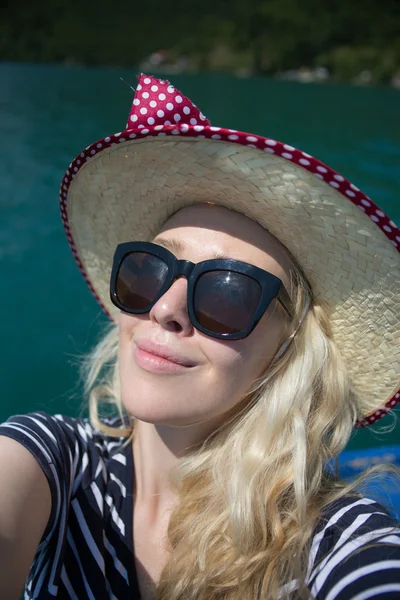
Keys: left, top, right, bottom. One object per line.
{"left": 118, "top": 204, "right": 293, "bottom": 427}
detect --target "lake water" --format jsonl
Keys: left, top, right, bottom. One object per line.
{"left": 0, "top": 62, "right": 399, "bottom": 450}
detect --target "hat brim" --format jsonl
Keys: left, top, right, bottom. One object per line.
{"left": 60, "top": 127, "right": 400, "bottom": 426}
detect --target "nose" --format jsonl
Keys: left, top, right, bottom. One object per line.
{"left": 149, "top": 277, "right": 193, "bottom": 335}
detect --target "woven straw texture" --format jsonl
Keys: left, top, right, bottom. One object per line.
{"left": 67, "top": 136, "right": 400, "bottom": 418}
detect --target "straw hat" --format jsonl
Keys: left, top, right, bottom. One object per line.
{"left": 60, "top": 73, "right": 400, "bottom": 428}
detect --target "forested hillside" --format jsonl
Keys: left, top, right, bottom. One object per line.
{"left": 1, "top": 0, "right": 399, "bottom": 84}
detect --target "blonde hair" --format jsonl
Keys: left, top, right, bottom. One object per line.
{"left": 81, "top": 255, "right": 392, "bottom": 600}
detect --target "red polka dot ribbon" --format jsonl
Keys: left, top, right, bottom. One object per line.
{"left": 126, "top": 74, "right": 210, "bottom": 130}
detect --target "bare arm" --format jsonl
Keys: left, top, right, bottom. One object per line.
{"left": 0, "top": 436, "right": 51, "bottom": 600}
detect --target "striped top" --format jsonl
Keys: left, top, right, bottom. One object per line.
{"left": 0, "top": 412, "right": 399, "bottom": 600}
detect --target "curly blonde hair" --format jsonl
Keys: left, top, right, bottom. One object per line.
{"left": 81, "top": 249, "right": 389, "bottom": 600}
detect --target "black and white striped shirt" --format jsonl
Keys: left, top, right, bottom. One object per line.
{"left": 0, "top": 412, "right": 399, "bottom": 599}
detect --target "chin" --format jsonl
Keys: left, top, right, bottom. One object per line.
{"left": 120, "top": 386, "right": 201, "bottom": 427}
{"left": 120, "top": 366, "right": 199, "bottom": 422}
{"left": 123, "top": 407, "right": 207, "bottom": 428}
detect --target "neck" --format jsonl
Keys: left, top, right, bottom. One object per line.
{"left": 131, "top": 415, "right": 225, "bottom": 522}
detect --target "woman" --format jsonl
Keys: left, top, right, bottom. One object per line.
{"left": 0, "top": 74, "right": 399, "bottom": 600}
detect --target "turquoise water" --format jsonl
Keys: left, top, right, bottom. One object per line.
{"left": 1, "top": 62, "right": 399, "bottom": 450}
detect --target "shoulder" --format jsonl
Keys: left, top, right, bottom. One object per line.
{"left": 0, "top": 411, "right": 133, "bottom": 521}
{"left": 307, "top": 495, "right": 400, "bottom": 599}
{"left": 316, "top": 494, "right": 397, "bottom": 538}
{"left": 0, "top": 411, "right": 131, "bottom": 460}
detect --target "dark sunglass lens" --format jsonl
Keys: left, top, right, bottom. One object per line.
{"left": 116, "top": 252, "right": 169, "bottom": 310}
{"left": 194, "top": 271, "right": 261, "bottom": 335}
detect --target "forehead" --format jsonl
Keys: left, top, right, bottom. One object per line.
{"left": 155, "top": 204, "right": 293, "bottom": 283}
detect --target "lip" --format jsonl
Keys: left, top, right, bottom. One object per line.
{"left": 134, "top": 340, "right": 197, "bottom": 373}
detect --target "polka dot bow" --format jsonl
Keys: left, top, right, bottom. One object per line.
{"left": 126, "top": 74, "right": 210, "bottom": 130}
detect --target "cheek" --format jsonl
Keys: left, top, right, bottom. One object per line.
{"left": 118, "top": 312, "right": 145, "bottom": 344}
{"left": 235, "top": 313, "right": 285, "bottom": 378}
{"left": 200, "top": 334, "right": 271, "bottom": 400}
{"left": 118, "top": 314, "right": 145, "bottom": 374}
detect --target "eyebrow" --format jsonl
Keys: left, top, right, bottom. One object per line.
{"left": 153, "top": 236, "right": 231, "bottom": 260}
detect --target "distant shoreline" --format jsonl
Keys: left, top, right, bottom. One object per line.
{"left": 3, "top": 2, "right": 399, "bottom": 89}
{"left": 2, "top": 58, "right": 400, "bottom": 90}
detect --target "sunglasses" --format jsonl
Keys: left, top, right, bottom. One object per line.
{"left": 110, "top": 242, "right": 295, "bottom": 340}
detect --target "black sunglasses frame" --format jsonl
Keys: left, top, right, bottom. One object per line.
{"left": 110, "top": 242, "right": 294, "bottom": 340}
